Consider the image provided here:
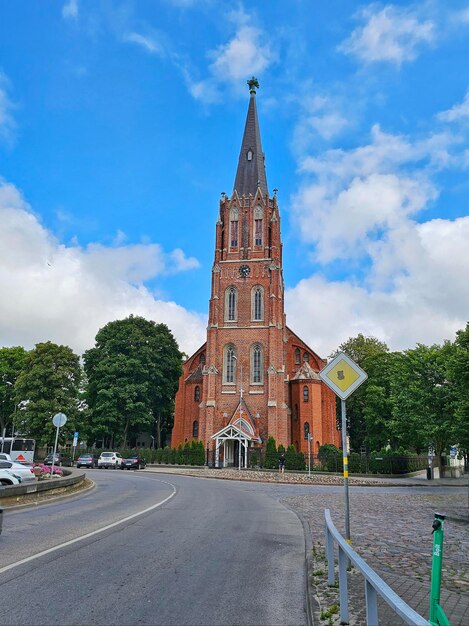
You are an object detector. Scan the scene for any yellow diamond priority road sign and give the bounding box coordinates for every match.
[319,352,368,400]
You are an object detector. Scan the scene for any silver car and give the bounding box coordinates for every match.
[0,468,22,485]
[0,460,36,483]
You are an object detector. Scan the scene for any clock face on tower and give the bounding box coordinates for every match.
[239,264,250,277]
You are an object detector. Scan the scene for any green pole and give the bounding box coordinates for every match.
[429,512,450,626]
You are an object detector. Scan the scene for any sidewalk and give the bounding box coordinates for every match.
[286,487,469,626]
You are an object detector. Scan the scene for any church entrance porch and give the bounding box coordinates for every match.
[211,424,252,468]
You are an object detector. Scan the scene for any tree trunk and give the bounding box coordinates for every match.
[157,414,161,449]
[122,417,129,450]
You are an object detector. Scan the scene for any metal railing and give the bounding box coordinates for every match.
[324,509,431,626]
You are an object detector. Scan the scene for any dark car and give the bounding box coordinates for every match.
[121,455,146,470]
[43,452,74,467]
[76,454,98,469]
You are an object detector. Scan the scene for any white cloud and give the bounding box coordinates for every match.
[62,0,78,20]
[285,212,469,356]
[123,32,163,55]
[0,73,15,142]
[340,5,434,65]
[209,26,273,82]
[0,181,206,356]
[293,172,435,264]
[188,23,276,104]
[292,124,450,263]
[438,88,469,123]
[286,108,469,354]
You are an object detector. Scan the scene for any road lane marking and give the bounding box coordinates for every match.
[0,480,177,576]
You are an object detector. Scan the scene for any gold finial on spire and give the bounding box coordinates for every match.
[247,76,259,94]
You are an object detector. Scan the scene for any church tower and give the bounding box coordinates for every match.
[172,79,338,466]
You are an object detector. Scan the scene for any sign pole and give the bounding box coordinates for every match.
[308,432,312,477]
[50,413,67,478]
[341,399,351,543]
[319,352,368,547]
[50,422,60,479]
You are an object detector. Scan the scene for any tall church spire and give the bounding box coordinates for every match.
[233,77,269,198]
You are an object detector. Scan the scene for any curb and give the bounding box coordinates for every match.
[282,499,317,626]
[1,478,96,511]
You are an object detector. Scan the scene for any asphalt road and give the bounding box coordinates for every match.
[0,471,310,626]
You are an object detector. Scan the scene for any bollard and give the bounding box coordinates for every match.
[429,513,450,626]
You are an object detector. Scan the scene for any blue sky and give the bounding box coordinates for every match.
[1,0,468,357]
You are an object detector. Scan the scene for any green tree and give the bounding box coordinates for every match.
[84,316,182,448]
[14,342,81,446]
[332,334,389,451]
[447,323,469,456]
[0,346,28,437]
[390,343,457,472]
[362,351,401,451]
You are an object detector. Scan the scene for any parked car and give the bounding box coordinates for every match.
[0,460,36,483]
[76,454,98,469]
[121,455,146,470]
[98,452,123,469]
[0,468,22,486]
[43,453,74,467]
[0,453,12,462]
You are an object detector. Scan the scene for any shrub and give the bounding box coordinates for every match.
[318,444,342,472]
[249,452,259,468]
[286,444,305,471]
[264,436,278,469]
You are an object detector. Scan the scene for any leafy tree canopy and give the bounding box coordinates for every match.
[84,315,182,448]
[333,334,389,451]
[14,342,81,446]
[0,346,28,436]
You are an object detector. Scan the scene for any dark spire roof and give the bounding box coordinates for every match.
[233,78,269,198]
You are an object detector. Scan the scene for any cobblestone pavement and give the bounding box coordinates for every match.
[286,489,469,626]
[146,466,468,625]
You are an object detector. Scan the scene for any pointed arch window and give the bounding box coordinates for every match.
[252,286,264,321]
[251,343,263,384]
[225,286,237,322]
[224,344,236,384]
[303,385,309,402]
[304,422,310,440]
[199,353,206,365]
[230,208,239,247]
[303,352,310,363]
[294,348,301,365]
[192,420,199,438]
[254,205,263,247]
[194,386,200,402]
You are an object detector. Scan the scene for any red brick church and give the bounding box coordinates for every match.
[172,79,338,466]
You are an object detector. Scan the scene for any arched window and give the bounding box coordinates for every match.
[194,386,200,402]
[252,286,264,321]
[224,344,236,384]
[294,348,301,365]
[230,208,239,247]
[304,422,310,440]
[251,343,263,384]
[192,420,199,438]
[225,287,237,321]
[303,385,309,402]
[254,205,263,246]
[303,352,309,363]
[199,353,206,365]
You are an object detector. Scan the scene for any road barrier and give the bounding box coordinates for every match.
[324,509,431,625]
[0,469,86,501]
